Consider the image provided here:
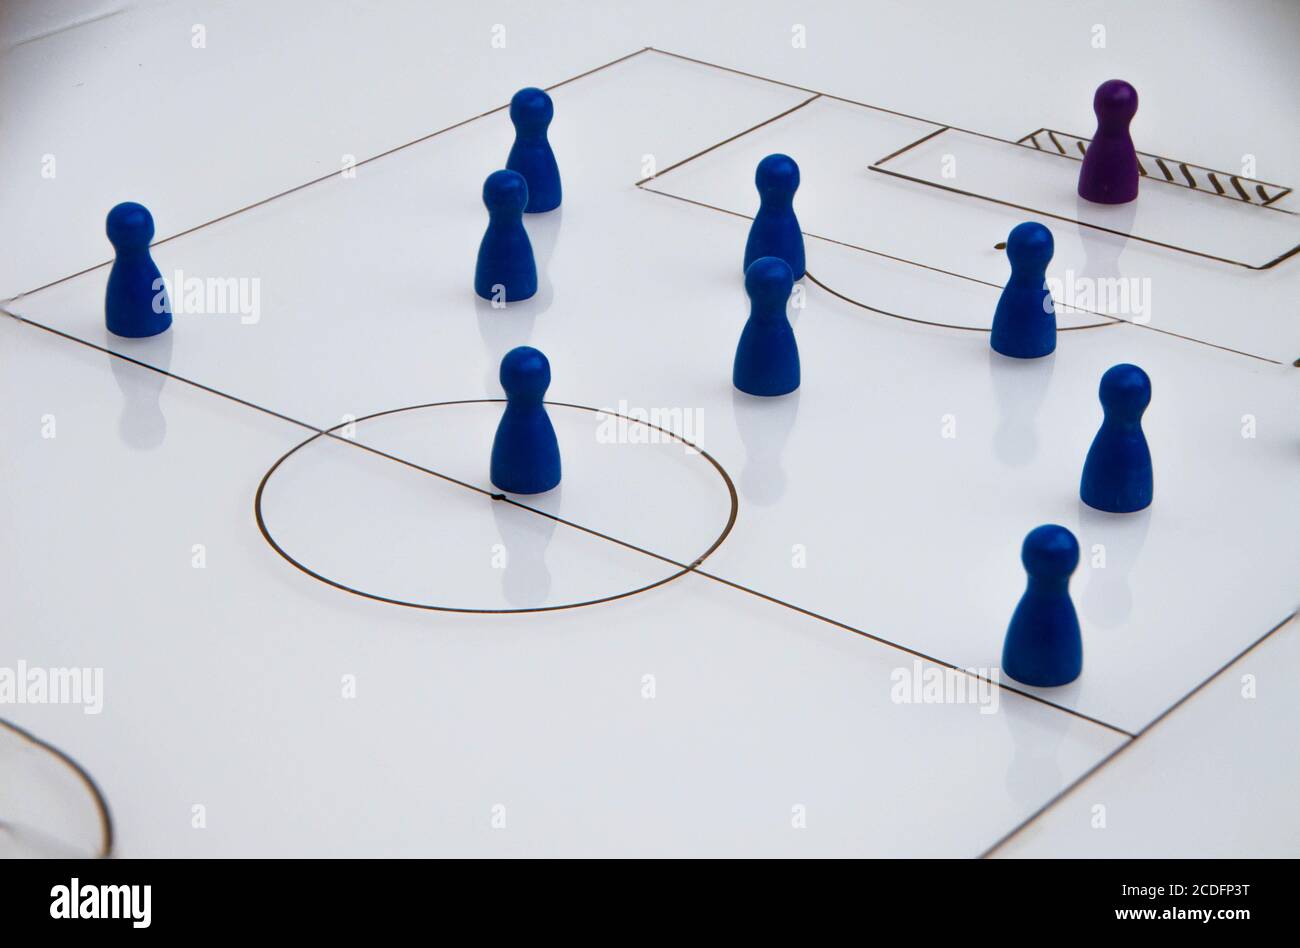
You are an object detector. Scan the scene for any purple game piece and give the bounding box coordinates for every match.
[1077,79,1139,205]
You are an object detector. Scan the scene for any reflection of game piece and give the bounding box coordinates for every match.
[743,154,805,280]
[733,257,799,397]
[475,170,538,302]
[490,346,561,494]
[990,222,1056,359]
[989,347,1054,468]
[491,500,557,608]
[506,87,562,213]
[1078,79,1139,205]
[109,333,172,450]
[1081,363,1153,512]
[732,386,799,505]
[1074,193,1136,310]
[1002,525,1083,687]
[105,202,171,338]
[1079,502,1151,629]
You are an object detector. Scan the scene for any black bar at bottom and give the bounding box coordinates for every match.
[0,858,1288,934]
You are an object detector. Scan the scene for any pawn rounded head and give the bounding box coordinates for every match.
[106,202,155,250]
[1093,79,1138,122]
[1098,362,1151,415]
[1006,221,1054,271]
[500,346,551,400]
[509,87,554,132]
[483,169,529,214]
[755,153,799,197]
[744,256,794,312]
[1021,524,1080,580]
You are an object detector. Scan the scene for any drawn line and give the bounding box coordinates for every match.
[977,611,1297,858]
[1,308,1130,738]
[1013,129,1292,207]
[7,43,1274,785]
[634,49,1297,271]
[3,46,654,307]
[0,716,113,858]
[637,185,1121,329]
[254,399,739,614]
[810,268,1282,364]
[646,47,1031,150]
[805,270,1118,334]
[872,125,949,167]
[6,6,124,50]
[636,94,821,186]
[1,41,1291,861]
[685,565,1135,738]
[868,164,1274,271]
[630,95,1286,355]
[638,185,1005,290]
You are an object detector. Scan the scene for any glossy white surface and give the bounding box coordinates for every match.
[11,52,812,428]
[647,95,1112,333]
[996,618,1300,858]
[879,127,1300,269]
[650,89,1300,362]
[0,723,106,857]
[0,317,1125,856]
[258,401,734,611]
[692,288,1300,735]
[11,52,1296,737]
[3,0,1297,858]
[7,0,1299,309]
[797,225,1112,333]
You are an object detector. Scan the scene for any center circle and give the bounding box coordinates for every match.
[255,400,738,613]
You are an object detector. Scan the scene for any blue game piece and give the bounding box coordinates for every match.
[1081,363,1153,512]
[733,256,799,397]
[743,154,805,280]
[490,346,561,494]
[474,170,538,302]
[105,202,171,338]
[990,222,1056,359]
[1001,524,1083,687]
[505,87,561,213]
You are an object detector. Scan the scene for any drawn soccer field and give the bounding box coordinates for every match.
[3,46,1297,858]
